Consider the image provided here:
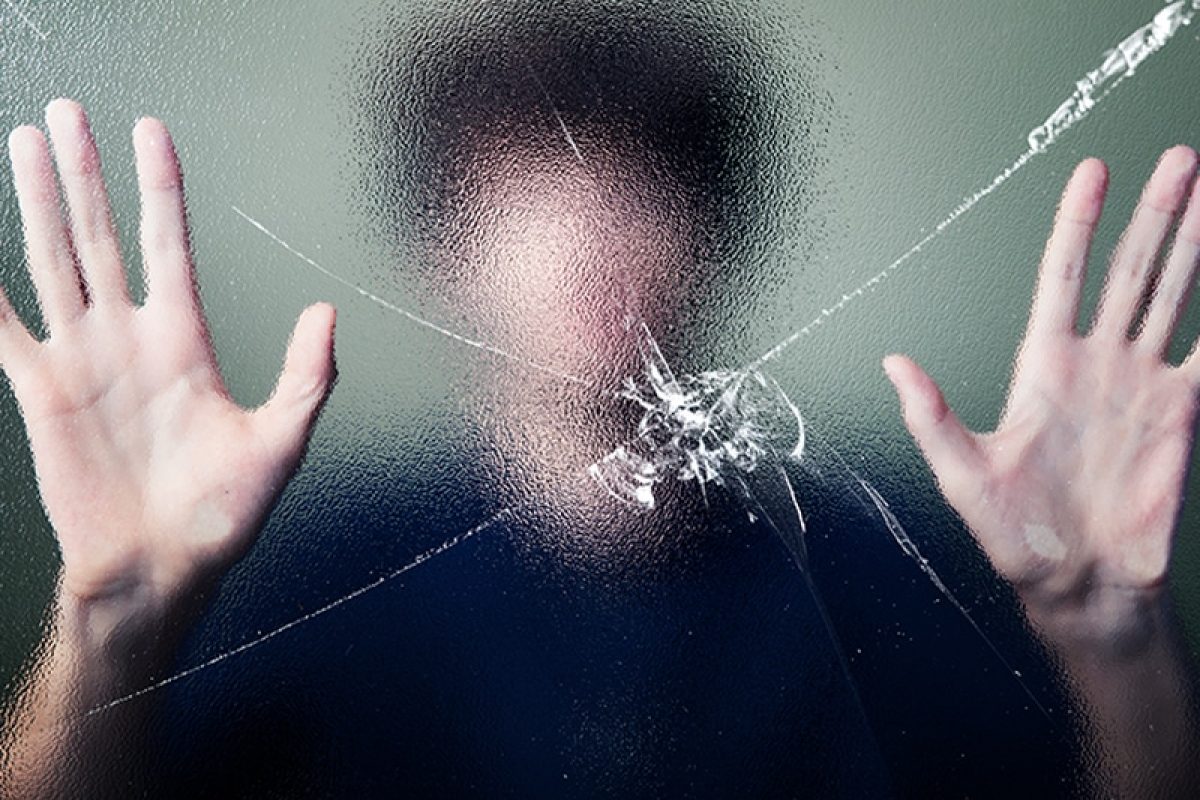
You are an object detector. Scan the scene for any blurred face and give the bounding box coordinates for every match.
[436,130,702,380]
[351,3,809,565]
[418,132,704,554]
[356,5,792,387]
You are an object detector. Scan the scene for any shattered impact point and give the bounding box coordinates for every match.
[590,324,805,509]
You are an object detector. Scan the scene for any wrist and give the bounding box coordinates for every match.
[1020,581,1172,657]
[54,578,190,682]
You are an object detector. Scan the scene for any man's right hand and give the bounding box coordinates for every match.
[3,99,336,640]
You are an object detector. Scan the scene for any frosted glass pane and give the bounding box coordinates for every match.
[2,2,1199,796]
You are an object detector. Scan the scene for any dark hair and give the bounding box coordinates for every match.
[347,0,833,352]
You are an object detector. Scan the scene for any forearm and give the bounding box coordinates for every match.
[1025,588,1200,799]
[1,588,176,799]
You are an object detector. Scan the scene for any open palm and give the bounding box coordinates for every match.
[887,147,1200,615]
[2,100,335,611]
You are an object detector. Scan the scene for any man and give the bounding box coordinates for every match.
[1,99,1198,797]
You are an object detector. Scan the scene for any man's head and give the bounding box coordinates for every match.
[350,0,829,378]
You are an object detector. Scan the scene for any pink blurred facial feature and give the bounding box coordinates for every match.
[441,129,701,379]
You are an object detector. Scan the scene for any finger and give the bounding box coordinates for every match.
[254,303,337,461]
[1026,158,1107,341]
[1177,182,1200,373]
[44,99,129,308]
[1093,146,1198,339]
[8,126,86,332]
[883,355,985,503]
[0,284,38,372]
[1140,163,1200,358]
[134,117,199,313]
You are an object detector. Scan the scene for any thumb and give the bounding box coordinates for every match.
[883,354,983,500]
[255,302,337,460]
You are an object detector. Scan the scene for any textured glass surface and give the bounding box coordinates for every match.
[2,1,1200,797]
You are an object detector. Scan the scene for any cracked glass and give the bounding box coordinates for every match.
[3,1,1200,797]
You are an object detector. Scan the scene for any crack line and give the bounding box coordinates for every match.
[2,0,47,39]
[85,508,514,717]
[232,206,595,388]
